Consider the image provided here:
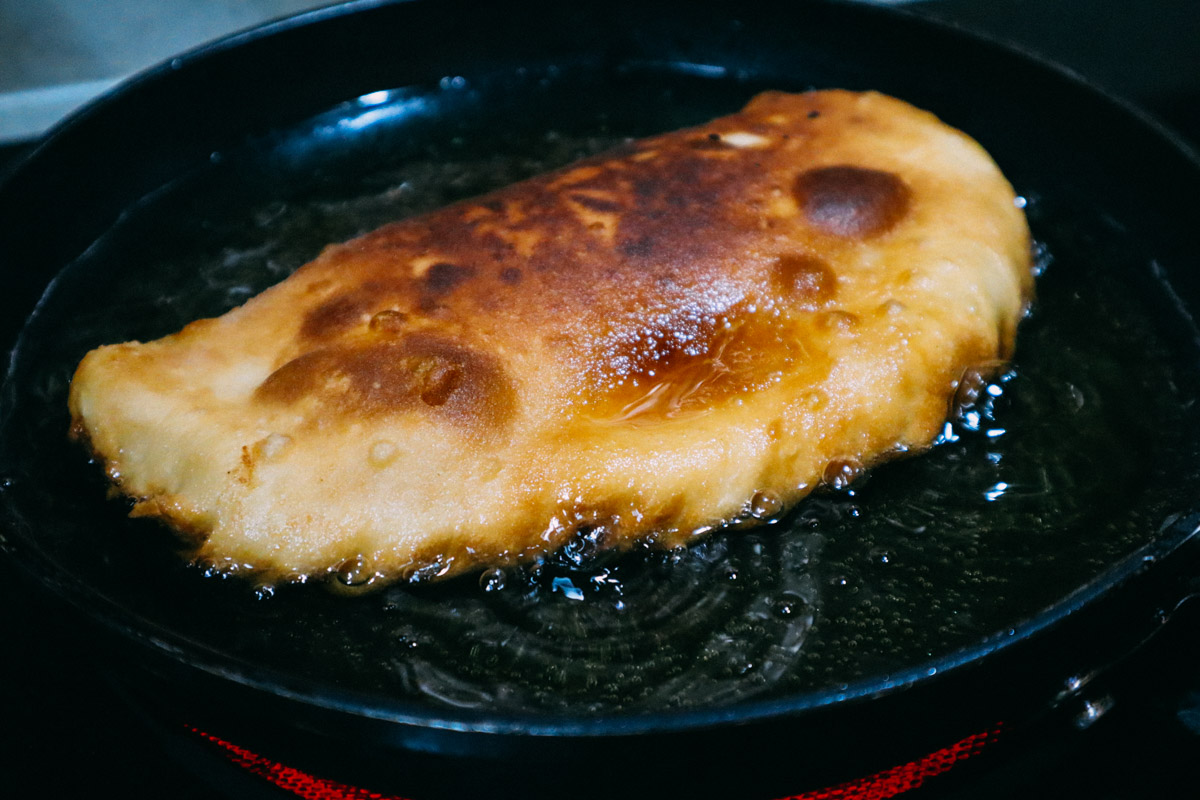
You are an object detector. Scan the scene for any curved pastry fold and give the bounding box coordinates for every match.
[69,90,1033,584]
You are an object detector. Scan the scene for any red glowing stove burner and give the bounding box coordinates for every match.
[190,727,411,800]
[191,722,1003,800]
[781,724,1003,800]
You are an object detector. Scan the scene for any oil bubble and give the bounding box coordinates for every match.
[368,309,408,333]
[479,567,507,593]
[823,458,863,491]
[749,490,784,520]
[336,556,373,586]
[557,525,611,568]
[952,362,1005,425]
[868,546,893,566]
[773,593,808,618]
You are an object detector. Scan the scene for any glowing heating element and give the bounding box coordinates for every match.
[190,727,412,800]
[780,723,1004,800]
[191,722,1004,800]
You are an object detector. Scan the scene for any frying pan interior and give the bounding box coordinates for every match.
[2,0,1200,752]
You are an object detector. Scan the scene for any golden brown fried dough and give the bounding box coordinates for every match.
[69,90,1032,584]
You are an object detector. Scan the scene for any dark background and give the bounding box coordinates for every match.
[2,1,1198,797]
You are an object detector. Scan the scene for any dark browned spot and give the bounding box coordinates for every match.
[499,267,522,284]
[618,235,656,259]
[415,360,463,407]
[773,253,837,308]
[572,194,623,213]
[690,133,731,151]
[423,262,476,295]
[794,165,911,238]
[254,334,515,432]
[368,309,408,333]
[302,293,370,340]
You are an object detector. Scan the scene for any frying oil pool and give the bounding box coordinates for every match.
[12,78,1200,714]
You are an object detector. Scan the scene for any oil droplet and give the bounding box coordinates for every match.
[1075,695,1115,729]
[823,458,863,491]
[336,556,372,586]
[479,567,507,592]
[558,525,610,567]
[670,544,692,563]
[368,440,398,467]
[404,558,453,582]
[773,593,807,618]
[369,309,408,333]
[749,490,784,520]
[952,361,1005,423]
[1032,240,1053,277]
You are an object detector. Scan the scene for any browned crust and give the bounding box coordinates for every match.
[67,89,1033,586]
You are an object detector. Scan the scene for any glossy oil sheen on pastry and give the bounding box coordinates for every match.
[68,90,1034,585]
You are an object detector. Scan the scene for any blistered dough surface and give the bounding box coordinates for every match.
[69,90,1032,584]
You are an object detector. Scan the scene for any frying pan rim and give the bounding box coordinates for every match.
[3,0,1200,741]
[9,512,1194,740]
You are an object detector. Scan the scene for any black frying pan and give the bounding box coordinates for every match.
[3,1,1200,797]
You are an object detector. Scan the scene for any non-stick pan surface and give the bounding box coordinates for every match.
[3,0,1200,796]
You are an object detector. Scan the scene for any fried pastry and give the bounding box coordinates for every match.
[69,90,1033,584]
